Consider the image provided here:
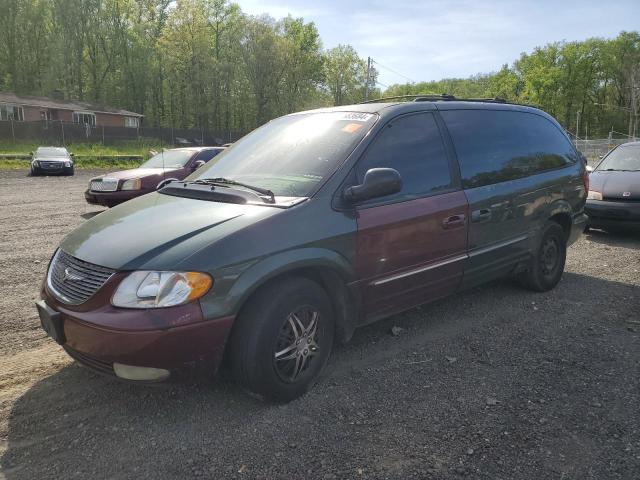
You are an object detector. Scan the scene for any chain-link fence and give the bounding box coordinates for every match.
[0,120,246,146]
[574,138,637,166]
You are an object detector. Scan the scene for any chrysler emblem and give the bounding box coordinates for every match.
[63,267,84,282]
[622,191,631,197]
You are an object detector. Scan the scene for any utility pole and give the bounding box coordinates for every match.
[575,110,581,145]
[364,56,371,102]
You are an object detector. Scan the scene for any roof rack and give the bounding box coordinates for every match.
[360,93,508,104]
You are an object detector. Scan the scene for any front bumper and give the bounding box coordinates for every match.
[84,189,145,207]
[585,199,640,230]
[35,162,71,174]
[39,283,235,382]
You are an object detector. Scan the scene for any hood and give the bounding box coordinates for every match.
[96,168,179,181]
[589,170,640,201]
[60,192,281,270]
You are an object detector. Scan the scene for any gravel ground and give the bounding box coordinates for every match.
[0,169,639,480]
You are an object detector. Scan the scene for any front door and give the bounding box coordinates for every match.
[353,112,469,321]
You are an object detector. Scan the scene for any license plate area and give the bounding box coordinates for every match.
[36,300,66,345]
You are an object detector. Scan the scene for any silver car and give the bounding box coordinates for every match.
[31,147,74,176]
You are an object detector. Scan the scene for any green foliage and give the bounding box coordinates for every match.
[0,0,352,134]
[383,32,640,138]
[0,0,638,139]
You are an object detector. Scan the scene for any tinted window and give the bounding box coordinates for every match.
[356,113,452,201]
[442,110,577,189]
[194,149,222,162]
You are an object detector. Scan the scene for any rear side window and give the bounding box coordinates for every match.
[441,110,577,189]
[356,113,452,202]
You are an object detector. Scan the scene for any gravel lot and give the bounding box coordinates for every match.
[0,169,639,480]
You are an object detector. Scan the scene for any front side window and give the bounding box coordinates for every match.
[597,144,640,171]
[194,149,223,162]
[355,113,452,202]
[442,110,578,189]
[141,150,195,168]
[0,103,24,121]
[192,112,378,197]
[73,112,96,126]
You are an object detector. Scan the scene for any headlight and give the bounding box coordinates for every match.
[64,161,71,167]
[33,160,39,167]
[121,178,142,190]
[112,271,212,308]
[587,190,602,200]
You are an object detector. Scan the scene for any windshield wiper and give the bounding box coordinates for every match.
[192,177,275,203]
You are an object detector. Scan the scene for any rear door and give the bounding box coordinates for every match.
[439,108,578,287]
[353,112,469,320]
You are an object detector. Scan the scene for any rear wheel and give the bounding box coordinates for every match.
[228,277,334,402]
[519,222,566,292]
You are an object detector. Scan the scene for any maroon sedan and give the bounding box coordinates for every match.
[85,147,225,207]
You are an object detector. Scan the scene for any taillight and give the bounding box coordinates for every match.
[582,167,589,194]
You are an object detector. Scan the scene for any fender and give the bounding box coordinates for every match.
[201,247,360,343]
[547,198,572,218]
[227,247,355,315]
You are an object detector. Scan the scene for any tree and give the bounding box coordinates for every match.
[324,44,367,105]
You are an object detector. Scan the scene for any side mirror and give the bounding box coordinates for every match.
[586,165,594,173]
[343,168,402,203]
[29,151,34,156]
[192,160,206,170]
[69,152,74,157]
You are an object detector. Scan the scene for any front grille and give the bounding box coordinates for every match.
[40,161,64,169]
[90,178,118,192]
[47,249,115,305]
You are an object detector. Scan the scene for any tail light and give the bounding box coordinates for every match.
[582,166,589,194]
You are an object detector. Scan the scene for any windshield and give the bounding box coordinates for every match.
[597,144,640,171]
[37,147,68,157]
[141,150,195,168]
[190,111,378,197]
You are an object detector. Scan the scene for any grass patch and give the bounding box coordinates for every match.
[0,139,162,157]
[0,158,143,170]
[0,140,157,169]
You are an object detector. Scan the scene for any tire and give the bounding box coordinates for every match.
[519,222,567,292]
[228,277,335,402]
[66,167,75,176]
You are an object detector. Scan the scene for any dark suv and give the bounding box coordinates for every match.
[37,97,588,401]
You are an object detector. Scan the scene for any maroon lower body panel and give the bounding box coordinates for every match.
[62,313,235,373]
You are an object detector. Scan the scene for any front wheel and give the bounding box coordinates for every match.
[228,277,335,402]
[519,222,567,292]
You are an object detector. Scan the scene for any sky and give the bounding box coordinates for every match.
[235,0,640,88]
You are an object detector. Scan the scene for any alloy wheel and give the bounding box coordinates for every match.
[273,306,320,382]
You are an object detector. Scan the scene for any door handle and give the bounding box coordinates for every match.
[442,213,466,229]
[471,208,492,223]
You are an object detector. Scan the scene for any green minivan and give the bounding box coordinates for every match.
[37,97,588,401]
